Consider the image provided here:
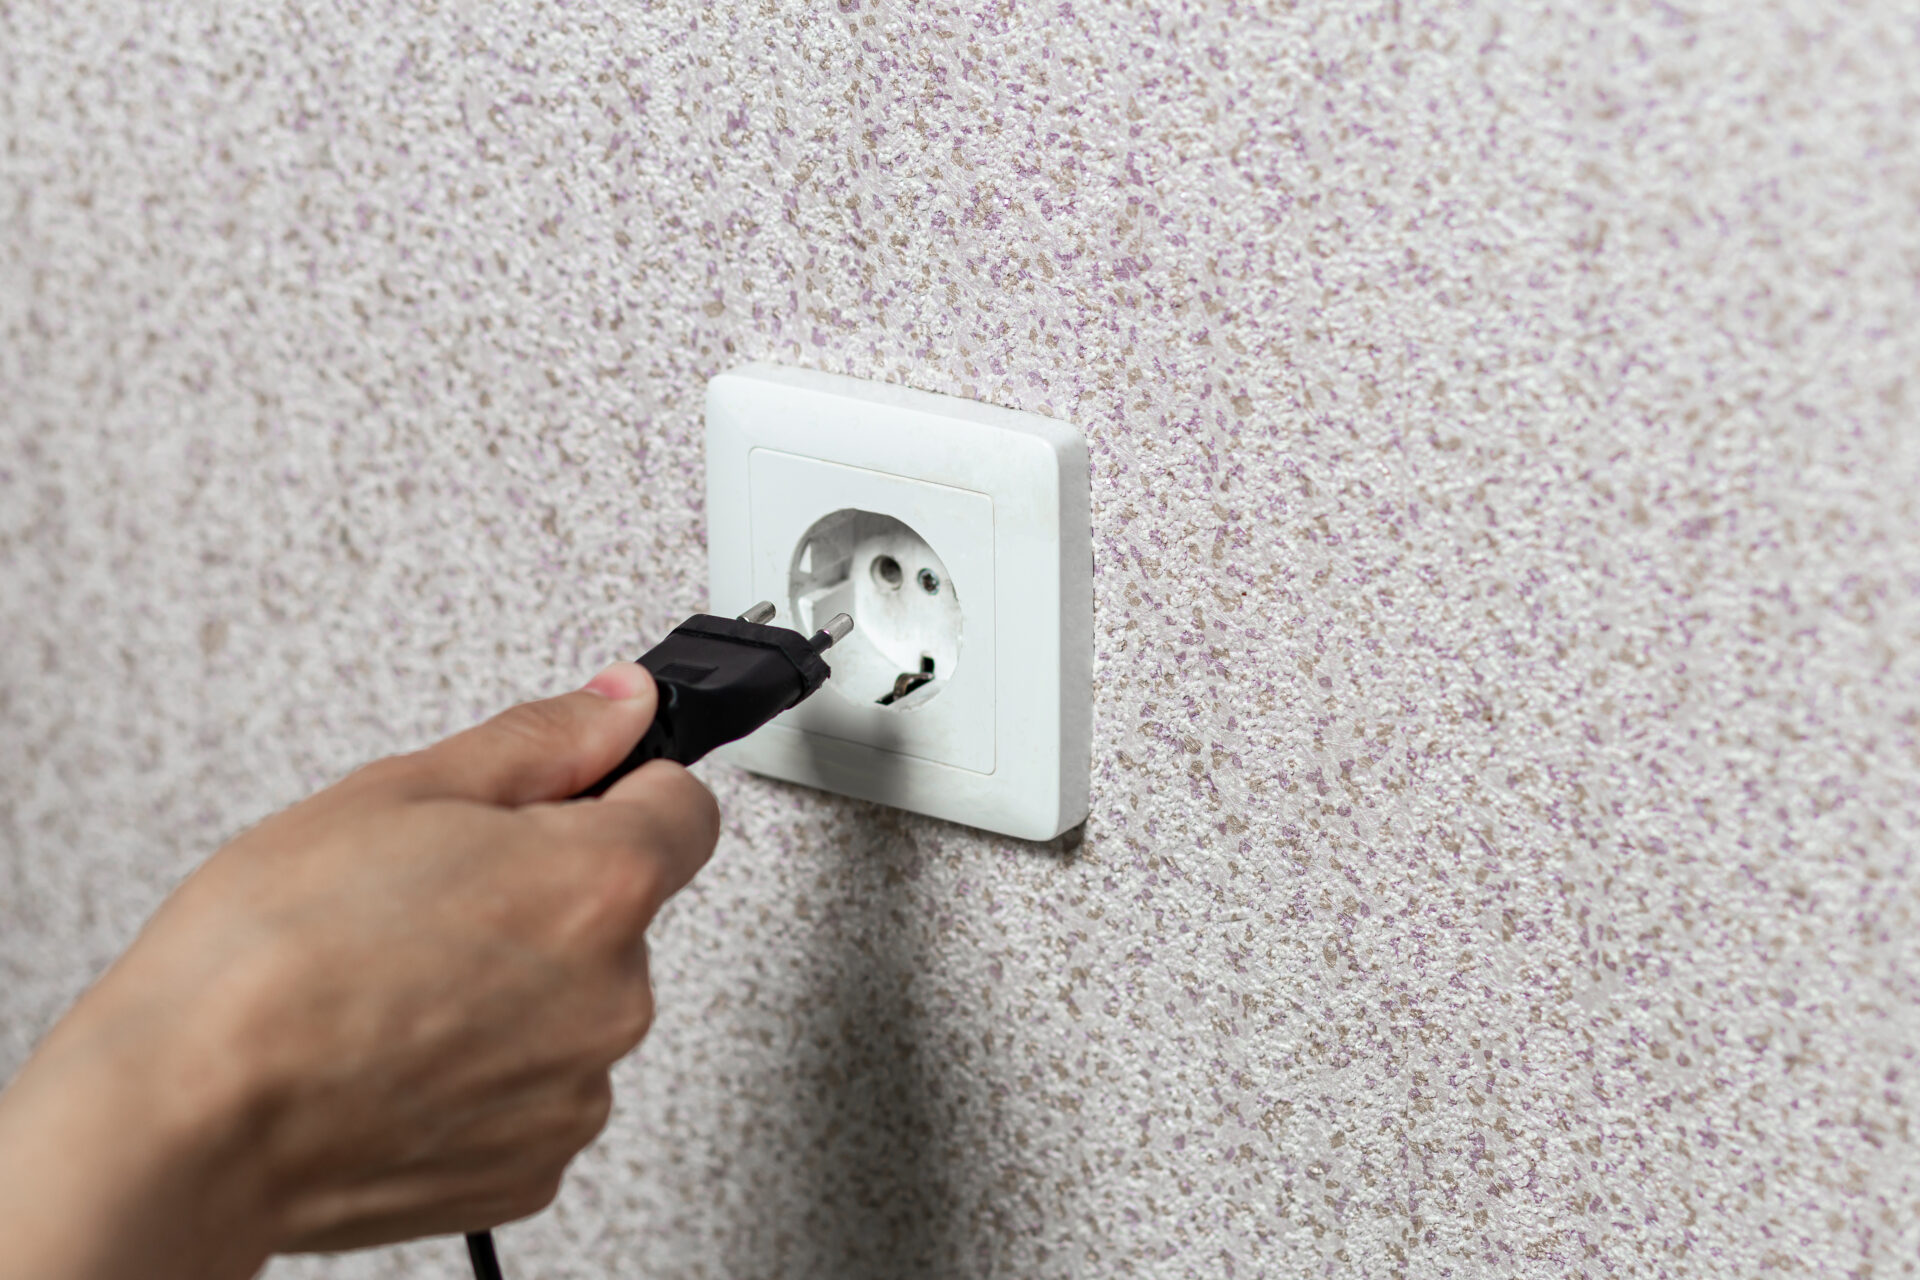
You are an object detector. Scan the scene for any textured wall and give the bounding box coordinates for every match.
[4,1,1918,1276]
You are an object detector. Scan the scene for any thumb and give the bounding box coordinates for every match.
[402,662,659,806]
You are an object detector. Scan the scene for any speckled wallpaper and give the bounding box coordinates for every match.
[4,1,1918,1276]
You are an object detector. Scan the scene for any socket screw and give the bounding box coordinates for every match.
[917,569,941,594]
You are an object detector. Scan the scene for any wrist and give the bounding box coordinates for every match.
[0,972,282,1280]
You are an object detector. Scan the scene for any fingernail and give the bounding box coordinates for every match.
[581,662,649,700]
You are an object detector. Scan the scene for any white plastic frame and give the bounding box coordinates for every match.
[705,363,1091,841]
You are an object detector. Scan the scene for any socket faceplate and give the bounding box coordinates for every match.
[705,363,1091,841]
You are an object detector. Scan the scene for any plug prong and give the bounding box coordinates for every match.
[737,601,777,625]
[811,612,854,651]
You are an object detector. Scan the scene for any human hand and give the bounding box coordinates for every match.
[0,663,719,1280]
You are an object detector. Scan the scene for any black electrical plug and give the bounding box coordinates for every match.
[463,600,852,1280]
[573,603,855,795]
[573,600,853,794]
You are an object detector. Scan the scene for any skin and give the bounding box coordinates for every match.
[0,662,719,1280]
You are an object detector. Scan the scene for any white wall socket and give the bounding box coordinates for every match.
[704,363,1091,841]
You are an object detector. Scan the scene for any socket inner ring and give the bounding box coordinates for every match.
[789,509,961,710]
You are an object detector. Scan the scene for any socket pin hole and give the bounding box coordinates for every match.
[871,554,903,589]
[918,568,940,594]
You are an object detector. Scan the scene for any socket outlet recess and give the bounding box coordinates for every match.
[704,363,1091,841]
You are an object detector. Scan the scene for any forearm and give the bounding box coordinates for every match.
[0,989,278,1280]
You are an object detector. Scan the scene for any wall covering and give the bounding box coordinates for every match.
[4,1,1917,1276]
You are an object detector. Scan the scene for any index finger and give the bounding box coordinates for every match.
[564,760,721,932]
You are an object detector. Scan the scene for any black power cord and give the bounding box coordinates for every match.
[464,1230,505,1280]
[463,602,851,1279]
